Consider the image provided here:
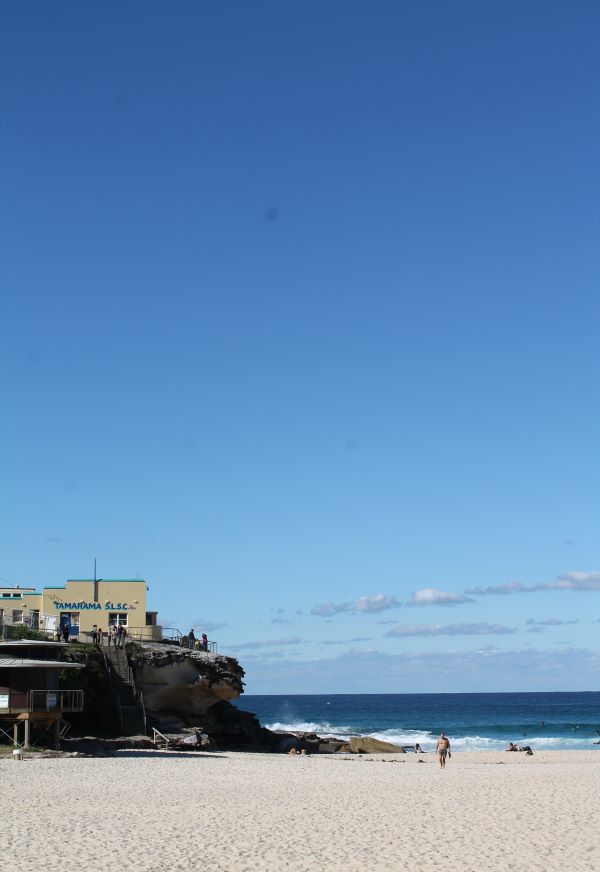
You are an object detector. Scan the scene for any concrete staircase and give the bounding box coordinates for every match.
[104,645,146,736]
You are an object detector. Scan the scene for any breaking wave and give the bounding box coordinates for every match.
[264,720,598,751]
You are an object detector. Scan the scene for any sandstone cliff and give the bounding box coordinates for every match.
[127,643,270,748]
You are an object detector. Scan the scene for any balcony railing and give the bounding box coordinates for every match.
[0,689,84,713]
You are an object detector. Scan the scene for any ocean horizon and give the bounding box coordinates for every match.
[234,691,600,752]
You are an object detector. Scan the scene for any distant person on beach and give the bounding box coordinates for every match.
[436,732,450,768]
[97,627,103,646]
[415,744,422,753]
[201,633,208,652]
[189,629,196,650]
[507,743,519,752]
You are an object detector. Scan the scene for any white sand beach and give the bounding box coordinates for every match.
[1,750,598,872]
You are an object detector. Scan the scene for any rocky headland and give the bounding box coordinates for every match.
[63,641,406,755]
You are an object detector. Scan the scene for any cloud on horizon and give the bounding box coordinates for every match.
[385,622,515,638]
[310,594,401,617]
[409,588,474,606]
[243,646,600,694]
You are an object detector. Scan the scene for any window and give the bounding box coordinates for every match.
[12,609,23,623]
[109,612,128,627]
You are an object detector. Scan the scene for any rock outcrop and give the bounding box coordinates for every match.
[127,643,272,749]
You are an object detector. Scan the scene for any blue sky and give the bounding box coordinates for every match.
[2,2,600,694]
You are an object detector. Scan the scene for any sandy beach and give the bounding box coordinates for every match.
[1,750,598,872]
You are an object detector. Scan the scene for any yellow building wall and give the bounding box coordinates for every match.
[0,590,43,624]
[1,580,162,641]
[43,580,148,633]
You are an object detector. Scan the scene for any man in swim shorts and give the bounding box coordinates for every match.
[436,732,451,768]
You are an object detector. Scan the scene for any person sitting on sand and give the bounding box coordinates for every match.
[436,732,450,768]
[507,742,519,752]
[415,743,422,753]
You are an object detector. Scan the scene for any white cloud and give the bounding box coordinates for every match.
[310,601,352,617]
[311,594,401,617]
[466,571,600,596]
[465,581,527,595]
[385,622,515,638]
[322,637,373,646]
[229,636,303,651]
[526,618,579,627]
[191,620,227,633]
[354,594,402,613]
[534,572,600,592]
[409,588,473,606]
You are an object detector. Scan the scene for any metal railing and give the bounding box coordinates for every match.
[152,727,170,750]
[102,649,123,732]
[158,627,182,644]
[0,689,84,713]
[181,635,217,654]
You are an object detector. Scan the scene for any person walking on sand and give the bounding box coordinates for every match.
[436,732,451,768]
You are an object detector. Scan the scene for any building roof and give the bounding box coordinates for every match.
[0,658,84,669]
[0,593,43,598]
[0,587,37,592]
[44,579,147,589]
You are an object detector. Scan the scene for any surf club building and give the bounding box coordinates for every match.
[0,579,161,642]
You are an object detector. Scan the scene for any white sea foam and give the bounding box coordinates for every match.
[264,721,598,751]
[266,721,356,737]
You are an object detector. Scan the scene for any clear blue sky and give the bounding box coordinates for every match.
[2,2,599,693]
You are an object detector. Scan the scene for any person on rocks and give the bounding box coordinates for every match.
[189,628,196,650]
[201,633,208,652]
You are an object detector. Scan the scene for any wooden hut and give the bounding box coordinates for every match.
[0,639,84,749]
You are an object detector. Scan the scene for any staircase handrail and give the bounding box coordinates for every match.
[102,649,123,733]
[139,690,147,735]
[123,649,148,736]
[152,727,169,750]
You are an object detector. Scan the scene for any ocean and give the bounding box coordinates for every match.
[233,692,600,751]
